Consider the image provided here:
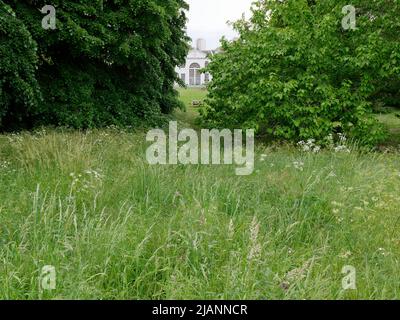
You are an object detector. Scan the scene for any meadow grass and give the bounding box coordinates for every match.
[177,87,208,109]
[174,88,207,128]
[0,90,400,300]
[376,112,400,147]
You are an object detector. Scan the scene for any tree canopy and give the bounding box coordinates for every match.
[0,0,189,130]
[201,0,400,146]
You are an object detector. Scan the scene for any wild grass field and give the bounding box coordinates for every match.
[0,89,400,300]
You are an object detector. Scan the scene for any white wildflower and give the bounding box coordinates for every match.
[377,248,390,256]
[338,133,347,143]
[313,145,321,153]
[260,154,267,162]
[298,139,320,153]
[293,161,304,171]
[334,145,350,153]
[85,169,103,180]
[0,160,11,170]
[339,251,352,259]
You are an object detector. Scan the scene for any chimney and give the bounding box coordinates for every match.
[196,38,206,51]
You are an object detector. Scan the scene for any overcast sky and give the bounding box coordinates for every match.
[185,0,254,49]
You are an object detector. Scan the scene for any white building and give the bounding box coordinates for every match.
[176,39,219,87]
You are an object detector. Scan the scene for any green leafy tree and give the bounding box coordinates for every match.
[1,0,189,129]
[202,0,398,146]
[0,2,41,129]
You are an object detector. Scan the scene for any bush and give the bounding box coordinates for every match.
[0,0,189,130]
[201,0,399,146]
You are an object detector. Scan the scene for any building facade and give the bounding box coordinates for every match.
[176,39,217,87]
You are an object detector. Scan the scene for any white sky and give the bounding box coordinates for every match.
[185,0,254,49]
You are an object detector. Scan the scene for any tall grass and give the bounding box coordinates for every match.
[0,128,400,299]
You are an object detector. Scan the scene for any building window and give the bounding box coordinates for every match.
[189,63,201,86]
[204,61,210,83]
[181,73,186,83]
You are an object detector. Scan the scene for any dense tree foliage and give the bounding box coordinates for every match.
[0,0,189,130]
[201,0,400,146]
[0,2,41,129]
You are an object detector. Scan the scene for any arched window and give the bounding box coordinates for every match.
[189,63,201,86]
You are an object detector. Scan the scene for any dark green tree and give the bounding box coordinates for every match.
[0,2,41,129]
[1,0,189,129]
